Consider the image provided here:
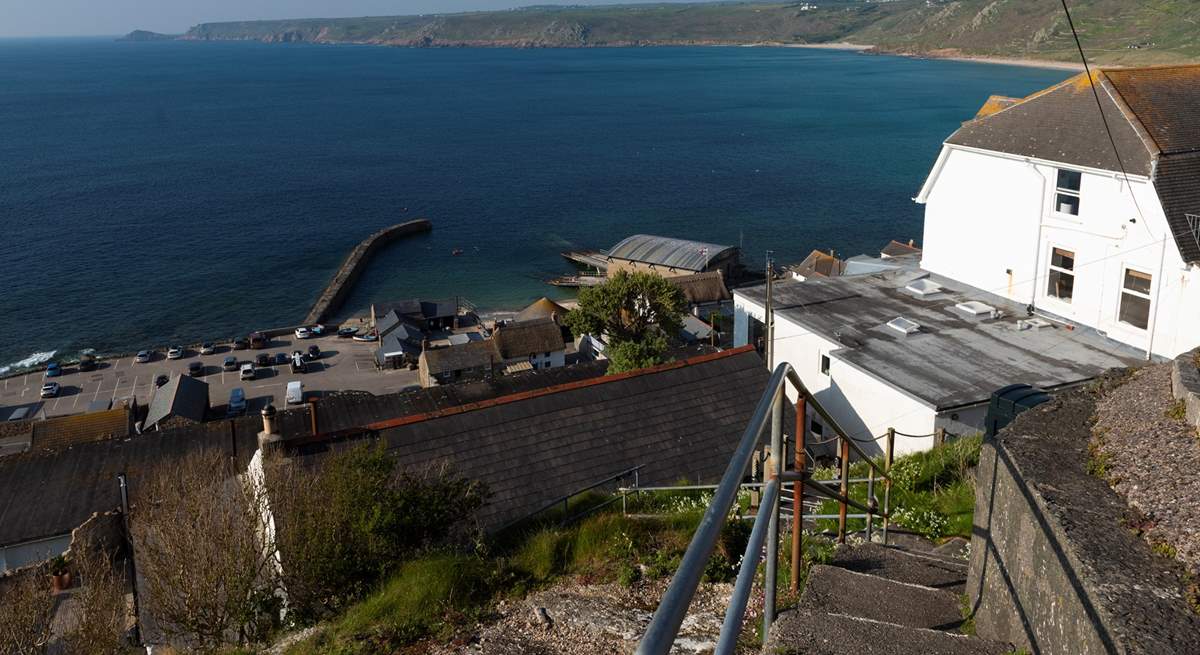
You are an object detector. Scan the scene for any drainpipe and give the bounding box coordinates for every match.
[1145,237,1168,360]
[116,473,142,646]
[1028,160,1049,309]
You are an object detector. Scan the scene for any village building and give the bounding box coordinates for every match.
[515,296,569,323]
[786,250,845,281]
[143,374,209,429]
[734,65,1200,453]
[603,234,740,280]
[493,317,567,373]
[418,338,501,387]
[381,298,463,332]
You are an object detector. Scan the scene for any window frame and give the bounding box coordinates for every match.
[1053,168,1082,218]
[1117,266,1153,330]
[819,354,831,376]
[1045,245,1077,304]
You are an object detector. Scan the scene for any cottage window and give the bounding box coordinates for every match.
[820,354,830,375]
[1055,169,1082,216]
[1118,268,1152,329]
[810,421,823,436]
[1047,247,1075,302]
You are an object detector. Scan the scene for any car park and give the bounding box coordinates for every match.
[240,363,256,381]
[305,345,320,361]
[337,327,358,338]
[352,333,377,342]
[78,354,97,371]
[286,380,304,405]
[200,342,216,355]
[155,374,170,387]
[45,362,61,377]
[232,337,250,351]
[187,361,204,377]
[256,353,270,367]
[40,382,60,398]
[294,327,312,340]
[273,352,289,366]
[136,350,153,363]
[222,356,239,372]
[226,388,247,417]
[167,346,184,360]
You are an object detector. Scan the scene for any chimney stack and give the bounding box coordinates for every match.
[258,404,282,452]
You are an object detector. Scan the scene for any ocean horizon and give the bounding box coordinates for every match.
[0,38,1068,371]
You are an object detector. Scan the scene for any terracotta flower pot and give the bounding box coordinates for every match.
[50,572,71,593]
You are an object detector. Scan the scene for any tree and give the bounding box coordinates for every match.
[130,450,280,652]
[0,569,54,655]
[62,547,136,655]
[564,270,686,373]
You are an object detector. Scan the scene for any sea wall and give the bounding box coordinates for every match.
[303,219,432,326]
[967,382,1200,654]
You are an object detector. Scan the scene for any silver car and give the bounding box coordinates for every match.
[167,346,184,360]
[135,350,153,363]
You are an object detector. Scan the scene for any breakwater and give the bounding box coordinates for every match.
[304,219,433,326]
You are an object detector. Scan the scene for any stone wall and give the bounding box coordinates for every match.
[1170,347,1200,430]
[967,382,1200,654]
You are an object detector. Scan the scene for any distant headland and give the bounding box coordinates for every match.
[121,1,1198,67]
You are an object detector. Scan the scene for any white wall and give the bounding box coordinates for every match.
[734,293,937,457]
[920,145,1200,358]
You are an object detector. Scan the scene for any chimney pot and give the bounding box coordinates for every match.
[258,404,281,451]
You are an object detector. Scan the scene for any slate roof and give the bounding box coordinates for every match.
[144,375,209,428]
[608,234,737,271]
[739,271,1142,411]
[303,347,773,529]
[670,270,732,304]
[943,65,1200,264]
[494,318,565,360]
[421,339,501,375]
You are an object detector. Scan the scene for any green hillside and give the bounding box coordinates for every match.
[162,1,1200,65]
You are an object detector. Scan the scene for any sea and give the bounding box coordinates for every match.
[0,38,1069,371]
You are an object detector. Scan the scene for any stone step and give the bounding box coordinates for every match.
[799,565,966,631]
[765,608,1011,655]
[829,543,967,594]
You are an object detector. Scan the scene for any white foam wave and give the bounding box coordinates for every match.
[0,350,57,376]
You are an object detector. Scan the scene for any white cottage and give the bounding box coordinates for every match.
[734,64,1200,453]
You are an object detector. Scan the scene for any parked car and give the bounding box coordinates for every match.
[294,327,313,340]
[187,361,204,377]
[40,382,60,398]
[240,363,256,381]
[352,333,378,342]
[249,332,269,349]
[222,356,239,372]
[286,380,304,405]
[78,354,97,372]
[305,345,321,361]
[255,353,270,367]
[227,388,247,417]
[232,337,250,351]
[154,374,170,387]
[290,351,306,374]
[273,352,289,366]
[337,327,358,338]
[135,350,153,363]
[167,346,184,360]
[45,362,61,377]
[200,342,216,355]
[310,324,326,336]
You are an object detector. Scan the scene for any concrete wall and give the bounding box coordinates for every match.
[968,390,1200,654]
[920,145,1199,358]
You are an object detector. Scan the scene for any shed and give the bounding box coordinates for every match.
[144,375,209,428]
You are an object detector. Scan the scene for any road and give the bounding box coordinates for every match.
[0,331,419,420]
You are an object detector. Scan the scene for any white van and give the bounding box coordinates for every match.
[285,380,304,405]
[240,363,256,381]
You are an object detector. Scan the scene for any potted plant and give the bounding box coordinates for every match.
[49,554,71,593]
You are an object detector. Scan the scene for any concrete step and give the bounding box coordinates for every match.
[799,565,966,631]
[765,608,1011,655]
[829,543,967,594]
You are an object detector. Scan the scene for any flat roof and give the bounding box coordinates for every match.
[739,269,1143,409]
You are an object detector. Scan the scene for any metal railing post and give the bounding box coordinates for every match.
[837,436,850,544]
[883,428,895,545]
[763,386,783,638]
[790,393,806,594]
[866,468,875,542]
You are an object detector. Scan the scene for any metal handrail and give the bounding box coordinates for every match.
[498,465,644,532]
[635,362,900,655]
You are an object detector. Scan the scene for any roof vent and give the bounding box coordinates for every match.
[905,279,943,298]
[887,317,921,336]
[955,301,998,317]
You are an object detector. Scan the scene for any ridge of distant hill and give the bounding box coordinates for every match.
[126,1,1200,65]
[117,29,178,42]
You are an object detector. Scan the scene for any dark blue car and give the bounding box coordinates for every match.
[45,362,61,377]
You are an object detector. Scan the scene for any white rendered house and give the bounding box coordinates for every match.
[734,65,1200,453]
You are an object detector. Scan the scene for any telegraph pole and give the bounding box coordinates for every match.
[764,251,774,370]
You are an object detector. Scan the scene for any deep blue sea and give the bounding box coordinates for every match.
[0,38,1068,370]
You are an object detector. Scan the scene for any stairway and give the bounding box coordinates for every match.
[765,540,1011,655]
